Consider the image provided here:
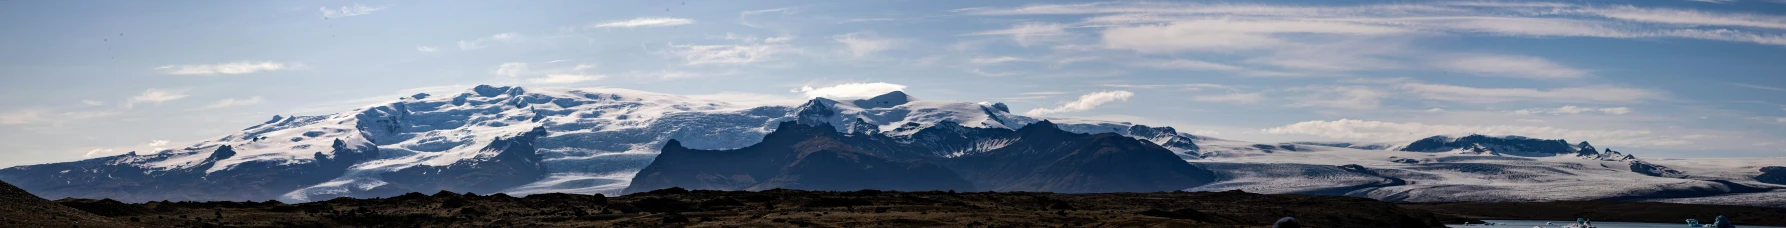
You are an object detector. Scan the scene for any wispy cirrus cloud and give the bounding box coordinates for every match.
[320,3,389,18]
[1433,54,1589,79]
[155,61,297,75]
[1393,81,1662,104]
[1731,83,1786,91]
[833,32,899,58]
[970,56,1026,65]
[965,22,1072,46]
[1287,86,1386,109]
[1026,91,1134,116]
[125,89,189,108]
[667,43,790,65]
[1102,83,1233,91]
[1514,106,1634,115]
[1131,59,1243,71]
[458,33,520,50]
[1192,93,1264,104]
[200,96,264,109]
[0,110,45,125]
[590,17,695,28]
[961,1,1786,49]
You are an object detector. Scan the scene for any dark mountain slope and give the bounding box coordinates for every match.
[947,120,1215,193]
[624,122,973,193]
[625,120,1215,194]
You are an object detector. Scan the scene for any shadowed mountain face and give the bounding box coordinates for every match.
[1759,166,1786,185]
[624,120,1215,194]
[627,122,974,193]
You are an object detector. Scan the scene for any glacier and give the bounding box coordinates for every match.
[1,85,1781,208]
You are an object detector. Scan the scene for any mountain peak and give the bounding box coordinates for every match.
[470,85,525,97]
[1018,120,1062,134]
[850,90,914,109]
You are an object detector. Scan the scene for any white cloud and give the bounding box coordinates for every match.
[833,32,898,57]
[1133,59,1244,71]
[146,140,170,147]
[967,22,1071,46]
[529,74,605,84]
[970,56,1025,65]
[1434,54,1588,79]
[1192,93,1264,104]
[1394,81,1662,104]
[81,100,105,106]
[126,89,189,107]
[795,82,907,99]
[1026,91,1135,116]
[320,3,388,18]
[1514,106,1633,115]
[201,96,264,109]
[1778,117,1786,123]
[1425,108,1446,113]
[668,43,788,65]
[155,61,295,75]
[590,17,695,28]
[459,33,521,50]
[495,62,528,77]
[1261,119,1684,147]
[83,148,114,158]
[416,45,438,52]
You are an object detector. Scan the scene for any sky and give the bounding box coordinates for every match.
[2,0,1785,168]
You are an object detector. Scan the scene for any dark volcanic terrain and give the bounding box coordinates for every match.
[46,187,1457,228]
[1404,201,1786,226]
[19,178,1786,227]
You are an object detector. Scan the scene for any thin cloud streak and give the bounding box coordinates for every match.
[320,3,389,18]
[590,17,695,28]
[156,61,295,75]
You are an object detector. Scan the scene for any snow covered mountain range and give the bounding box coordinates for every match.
[1,85,1782,207]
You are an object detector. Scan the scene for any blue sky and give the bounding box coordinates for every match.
[3,0,1785,167]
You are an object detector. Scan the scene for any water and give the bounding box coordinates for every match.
[1452,220,1786,228]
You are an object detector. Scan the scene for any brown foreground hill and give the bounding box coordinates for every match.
[47,187,1458,228]
[0,179,128,227]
